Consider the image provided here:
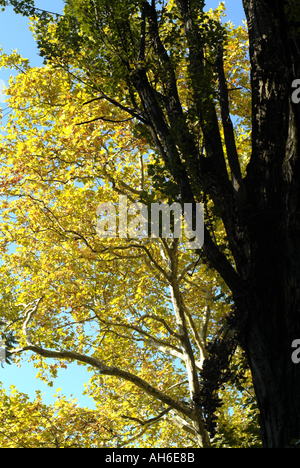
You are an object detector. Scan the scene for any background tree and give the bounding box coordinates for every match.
[2,0,297,448]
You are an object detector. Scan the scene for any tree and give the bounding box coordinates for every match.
[0,12,261,447]
[1,0,297,448]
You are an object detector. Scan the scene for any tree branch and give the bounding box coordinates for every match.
[76,115,134,126]
[149,340,203,371]
[199,286,212,357]
[170,411,197,437]
[13,300,192,418]
[138,313,180,339]
[216,44,247,205]
[91,312,182,351]
[13,342,192,417]
[175,0,229,179]
[121,407,172,427]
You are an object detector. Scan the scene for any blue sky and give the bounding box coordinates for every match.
[0,0,246,409]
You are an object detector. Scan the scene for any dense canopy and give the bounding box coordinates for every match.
[1,0,299,448]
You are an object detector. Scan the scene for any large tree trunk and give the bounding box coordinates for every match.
[233,0,300,447]
[245,303,300,447]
